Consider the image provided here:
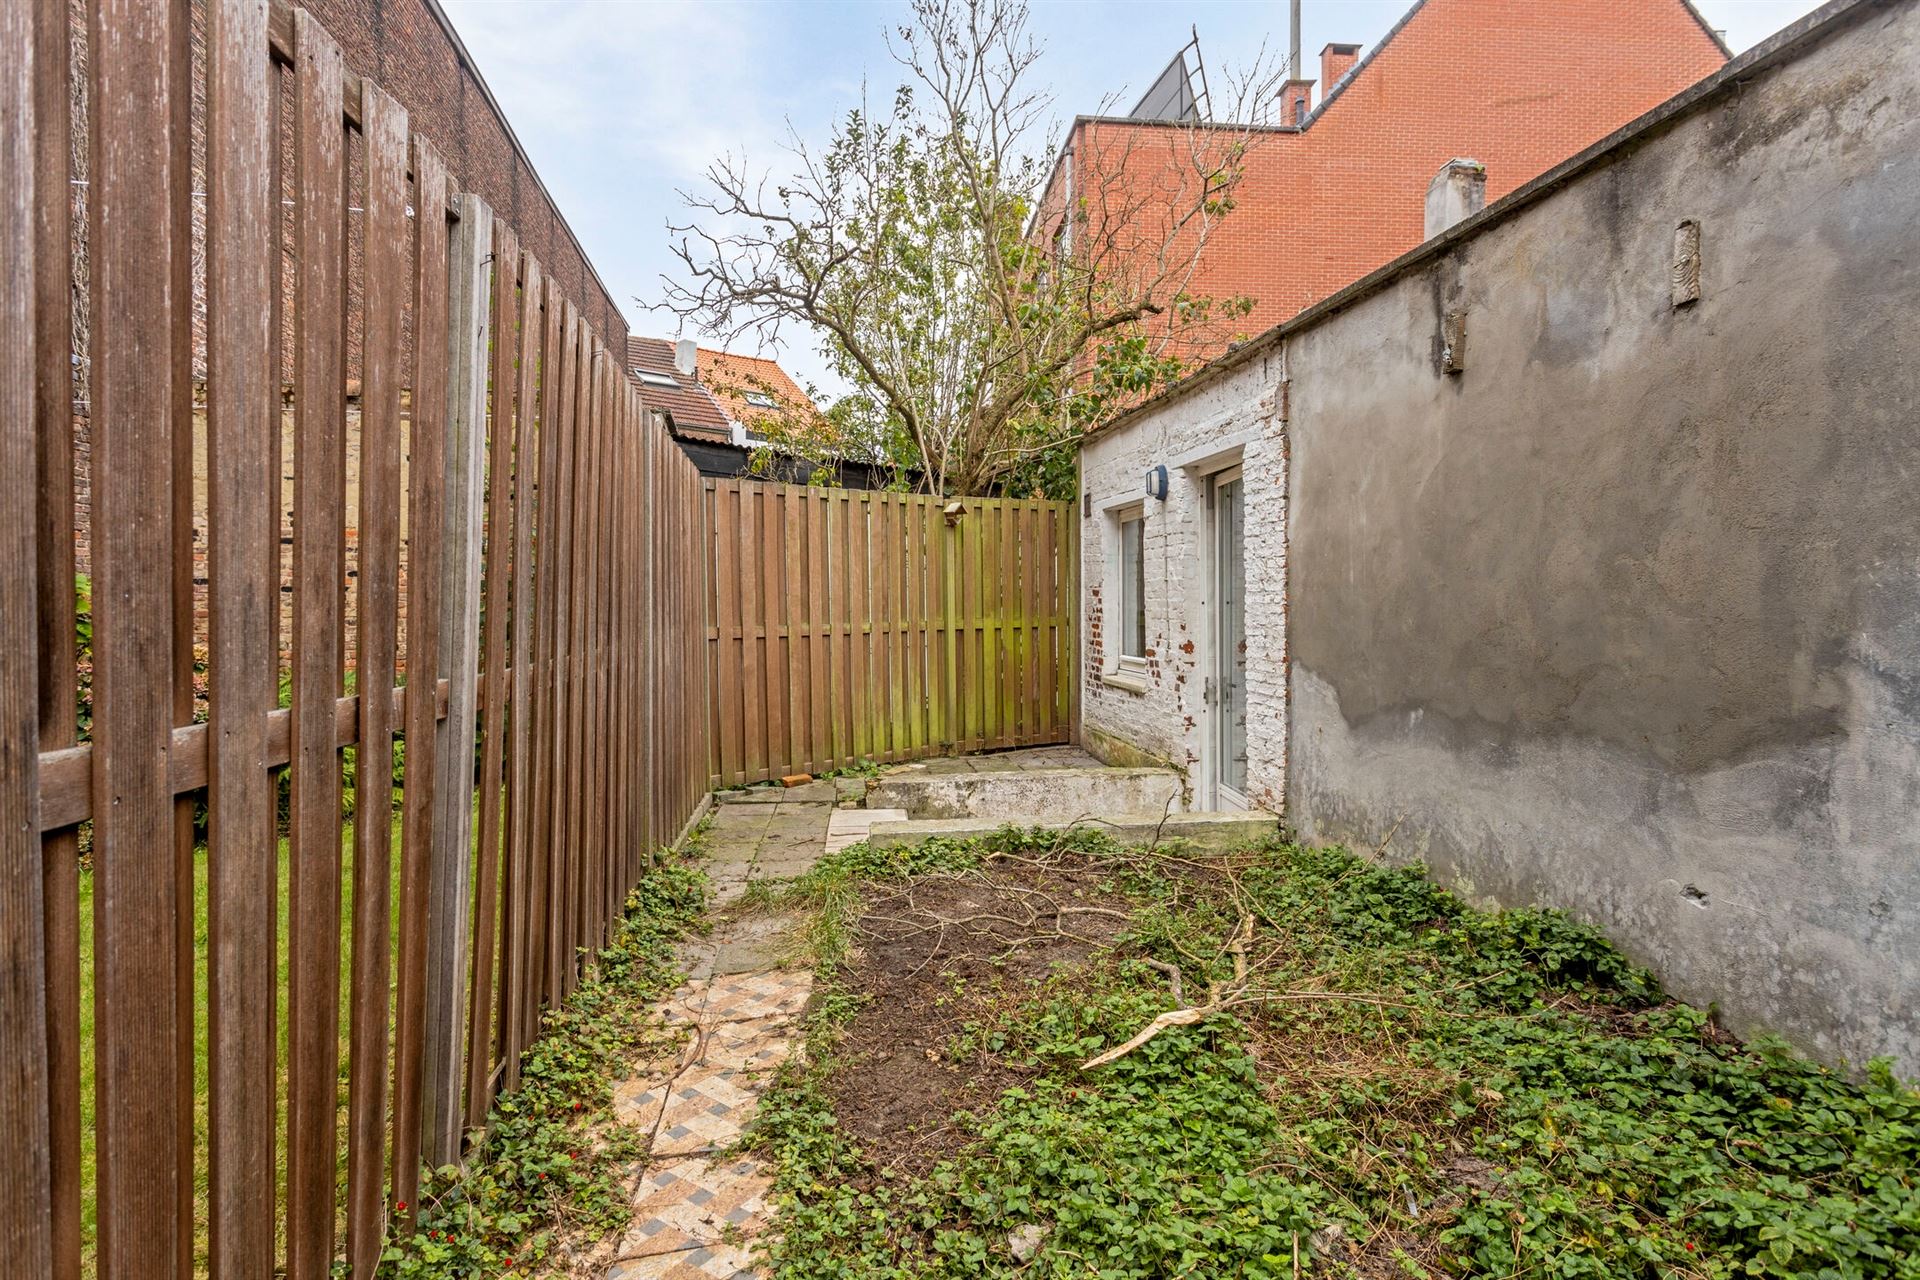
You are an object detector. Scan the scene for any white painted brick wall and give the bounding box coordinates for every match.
[1079,349,1289,813]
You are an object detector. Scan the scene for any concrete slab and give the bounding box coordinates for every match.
[866,765,1185,824]
[705,807,774,835]
[712,786,789,806]
[708,915,797,975]
[864,810,1280,852]
[824,806,909,854]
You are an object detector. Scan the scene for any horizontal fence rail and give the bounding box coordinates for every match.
[5,2,709,1275]
[702,482,1080,786]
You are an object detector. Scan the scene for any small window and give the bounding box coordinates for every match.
[633,367,677,389]
[1119,512,1146,659]
[743,390,776,409]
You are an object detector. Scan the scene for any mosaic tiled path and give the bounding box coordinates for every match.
[602,969,812,1279]
[599,750,1089,1278]
[600,787,832,1279]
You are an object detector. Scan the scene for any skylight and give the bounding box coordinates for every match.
[632,367,678,389]
[743,391,776,409]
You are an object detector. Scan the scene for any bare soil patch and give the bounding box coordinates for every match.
[824,854,1131,1177]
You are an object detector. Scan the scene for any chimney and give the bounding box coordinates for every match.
[1281,78,1315,125]
[1320,43,1360,93]
[1288,0,1302,80]
[673,338,697,379]
[1424,158,1487,238]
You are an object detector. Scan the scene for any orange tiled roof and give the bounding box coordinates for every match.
[625,336,731,438]
[697,348,820,429]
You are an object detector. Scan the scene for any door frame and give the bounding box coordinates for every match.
[1202,463,1248,811]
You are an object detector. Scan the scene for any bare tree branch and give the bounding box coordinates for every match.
[659,0,1281,496]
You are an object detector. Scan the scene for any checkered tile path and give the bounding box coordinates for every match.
[614,1157,772,1256]
[605,1242,757,1279]
[603,969,812,1279]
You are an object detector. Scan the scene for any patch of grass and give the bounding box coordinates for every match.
[378,849,709,1277]
[747,834,1920,1280]
[76,808,405,1276]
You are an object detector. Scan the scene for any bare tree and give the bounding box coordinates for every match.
[663,0,1280,496]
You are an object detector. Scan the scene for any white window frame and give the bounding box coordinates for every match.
[1104,502,1149,691]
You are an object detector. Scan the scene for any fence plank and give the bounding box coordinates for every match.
[393,138,452,1219]
[922,500,940,752]
[741,485,765,781]
[712,483,741,785]
[166,0,196,1259]
[528,279,564,1017]
[501,252,544,1091]
[596,355,618,937]
[966,501,984,752]
[203,3,283,1273]
[540,303,579,1008]
[2,0,52,1268]
[878,498,899,760]
[285,16,349,1271]
[762,488,788,777]
[1039,503,1058,741]
[29,0,80,1270]
[559,315,592,991]
[87,0,193,1271]
[902,499,923,756]
[584,353,611,944]
[342,77,408,1280]
[422,192,492,1165]
[465,219,519,1131]
[806,493,829,771]
[561,322,587,977]
[784,487,807,772]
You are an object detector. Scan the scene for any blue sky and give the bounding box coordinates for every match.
[441,0,1828,396]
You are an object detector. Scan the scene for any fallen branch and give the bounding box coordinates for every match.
[1080,1002,1224,1070]
[1145,958,1185,1005]
[1080,983,1420,1070]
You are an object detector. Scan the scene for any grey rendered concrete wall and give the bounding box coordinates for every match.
[1284,0,1920,1073]
[1078,357,1289,811]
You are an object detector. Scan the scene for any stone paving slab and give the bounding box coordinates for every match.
[708,915,797,976]
[715,780,837,805]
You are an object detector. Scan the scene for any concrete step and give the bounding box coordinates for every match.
[824,807,909,855]
[864,765,1184,825]
[865,810,1280,852]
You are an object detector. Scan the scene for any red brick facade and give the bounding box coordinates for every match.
[1053,0,1727,358]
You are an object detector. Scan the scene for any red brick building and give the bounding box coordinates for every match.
[1046,0,1728,356]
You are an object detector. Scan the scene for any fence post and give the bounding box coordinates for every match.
[422,191,494,1166]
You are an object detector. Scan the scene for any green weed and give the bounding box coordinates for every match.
[745,835,1920,1279]
[377,853,709,1277]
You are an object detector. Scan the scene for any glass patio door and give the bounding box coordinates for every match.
[1211,468,1248,806]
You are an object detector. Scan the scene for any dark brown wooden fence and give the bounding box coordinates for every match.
[702,482,1079,786]
[3,3,709,1276]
